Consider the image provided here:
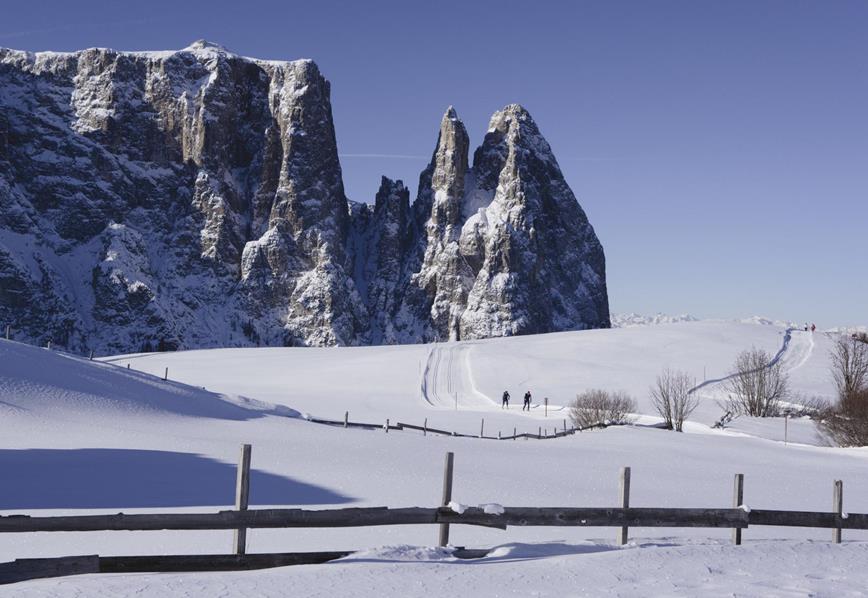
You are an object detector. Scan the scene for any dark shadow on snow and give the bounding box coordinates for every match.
[0,448,353,509]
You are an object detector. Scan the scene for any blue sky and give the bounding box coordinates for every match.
[3,0,866,325]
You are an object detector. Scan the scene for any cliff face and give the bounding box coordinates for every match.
[0,42,609,354]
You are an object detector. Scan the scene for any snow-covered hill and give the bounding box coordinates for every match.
[2,319,867,596]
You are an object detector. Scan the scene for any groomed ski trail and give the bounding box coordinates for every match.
[690,328,815,395]
[420,343,494,409]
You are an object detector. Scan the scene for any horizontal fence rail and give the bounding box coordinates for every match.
[2,445,862,585]
[306,415,606,441]
[3,506,867,534]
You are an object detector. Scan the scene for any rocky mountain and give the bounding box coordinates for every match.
[0,41,609,354]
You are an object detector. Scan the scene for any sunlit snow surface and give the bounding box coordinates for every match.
[2,319,867,597]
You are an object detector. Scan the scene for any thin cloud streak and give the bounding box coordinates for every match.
[339,153,428,160]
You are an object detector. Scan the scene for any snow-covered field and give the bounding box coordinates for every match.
[2,319,867,596]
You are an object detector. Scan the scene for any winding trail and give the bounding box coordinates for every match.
[420,343,494,409]
[690,328,815,395]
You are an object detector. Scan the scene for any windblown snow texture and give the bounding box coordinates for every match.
[0,42,609,354]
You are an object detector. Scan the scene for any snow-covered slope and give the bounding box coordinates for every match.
[109,320,835,428]
[2,320,867,596]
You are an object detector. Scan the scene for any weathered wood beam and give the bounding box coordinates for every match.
[0,506,756,533]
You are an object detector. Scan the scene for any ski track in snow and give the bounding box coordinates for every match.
[421,343,494,409]
[689,328,814,396]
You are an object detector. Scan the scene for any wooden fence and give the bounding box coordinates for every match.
[1,445,864,585]
[306,412,608,440]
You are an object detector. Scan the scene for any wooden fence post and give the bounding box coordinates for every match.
[480,418,484,438]
[732,473,744,545]
[385,418,389,433]
[618,466,631,545]
[544,397,548,417]
[89,349,94,361]
[538,426,541,439]
[163,367,168,381]
[233,444,252,555]
[438,452,455,547]
[498,431,501,440]
[423,418,427,436]
[344,411,348,428]
[4,325,9,340]
[563,419,566,433]
[513,427,516,440]
[833,480,843,544]
[47,341,52,350]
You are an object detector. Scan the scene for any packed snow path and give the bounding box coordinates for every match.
[420,344,494,409]
[690,328,815,395]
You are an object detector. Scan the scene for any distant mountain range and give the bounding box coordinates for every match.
[0,41,609,354]
[612,313,867,333]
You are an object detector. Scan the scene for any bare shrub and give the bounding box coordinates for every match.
[570,389,636,429]
[818,335,868,446]
[650,369,698,431]
[830,334,868,400]
[724,348,788,417]
[780,394,829,418]
[817,388,868,447]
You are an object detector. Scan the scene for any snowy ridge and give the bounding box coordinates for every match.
[611,313,699,327]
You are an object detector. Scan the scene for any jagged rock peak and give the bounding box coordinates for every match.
[444,105,460,121]
[183,39,233,53]
[426,106,469,216]
[487,103,543,139]
[374,176,409,210]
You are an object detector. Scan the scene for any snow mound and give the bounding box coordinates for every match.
[447,501,468,514]
[480,502,505,515]
[0,340,295,421]
[343,545,456,562]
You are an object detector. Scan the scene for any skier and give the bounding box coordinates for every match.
[811,323,816,333]
[523,390,532,411]
[502,390,510,409]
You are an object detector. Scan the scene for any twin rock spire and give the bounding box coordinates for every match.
[351,105,610,345]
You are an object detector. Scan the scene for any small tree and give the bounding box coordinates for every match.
[830,334,868,401]
[818,334,868,446]
[570,389,636,429]
[650,369,698,431]
[724,348,788,417]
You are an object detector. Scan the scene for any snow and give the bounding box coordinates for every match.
[2,319,868,595]
[481,503,505,515]
[10,542,868,597]
[447,501,468,514]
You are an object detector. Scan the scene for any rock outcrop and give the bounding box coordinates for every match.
[0,42,609,354]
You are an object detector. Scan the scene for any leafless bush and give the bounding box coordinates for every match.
[723,348,788,417]
[650,369,698,431]
[817,388,868,447]
[830,334,868,400]
[780,394,829,418]
[570,389,636,429]
[817,335,868,446]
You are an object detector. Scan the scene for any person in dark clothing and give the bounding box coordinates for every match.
[523,390,532,411]
[502,390,510,409]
